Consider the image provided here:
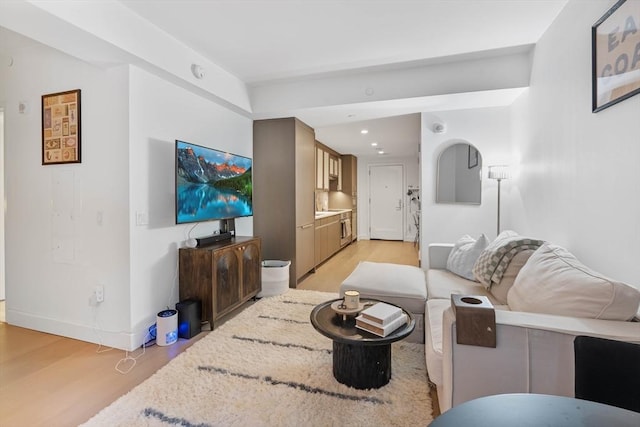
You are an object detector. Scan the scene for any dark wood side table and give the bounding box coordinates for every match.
[430,393,640,427]
[310,298,415,389]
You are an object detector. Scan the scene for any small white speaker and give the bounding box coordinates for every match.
[432,123,446,134]
[185,238,197,248]
[191,64,205,79]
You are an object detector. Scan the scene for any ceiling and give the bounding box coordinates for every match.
[118,0,567,85]
[1,1,569,157]
[117,0,567,157]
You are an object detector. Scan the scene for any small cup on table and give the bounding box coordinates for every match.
[343,290,360,309]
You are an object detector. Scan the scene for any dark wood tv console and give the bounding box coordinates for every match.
[178,236,261,330]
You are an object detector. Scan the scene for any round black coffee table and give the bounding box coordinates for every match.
[310,298,415,389]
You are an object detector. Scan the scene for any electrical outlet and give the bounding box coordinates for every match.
[95,285,104,303]
[136,211,149,226]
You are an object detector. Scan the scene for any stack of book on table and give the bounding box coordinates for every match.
[356,302,407,337]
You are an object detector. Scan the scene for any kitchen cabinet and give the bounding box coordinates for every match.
[328,218,341,254]
[329,154,339,178]
[254,118,316,286]
[314,213,343,266]
[323,150,330,189]
[351,209,358,242]
[342,155,358,241]
[341,155,357,195]
[314,219,327,266]
[179,236,261,329]
[329,154,358,241]
[316,147,324,190]
[296,223,315,279]
[316,143,341,191]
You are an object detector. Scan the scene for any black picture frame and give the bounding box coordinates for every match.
[468,145,479,169]
[592,0,640,112]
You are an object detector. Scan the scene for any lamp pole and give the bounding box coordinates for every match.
[488,165,510,237]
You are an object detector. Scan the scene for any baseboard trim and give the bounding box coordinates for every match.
[6,309,140,351]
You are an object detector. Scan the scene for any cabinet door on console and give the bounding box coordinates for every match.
[240,240,261,298]
[179,249,213,326]
[213,247,241,315]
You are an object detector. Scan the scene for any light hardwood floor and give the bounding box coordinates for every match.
[297,239,420,292]
[0,240,429,426]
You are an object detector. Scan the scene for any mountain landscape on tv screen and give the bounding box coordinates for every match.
[176,144,253,223]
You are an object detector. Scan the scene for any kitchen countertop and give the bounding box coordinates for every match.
[315,209,352,219]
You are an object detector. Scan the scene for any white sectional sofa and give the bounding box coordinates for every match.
[339,232,640,414]
[426,237,640,413]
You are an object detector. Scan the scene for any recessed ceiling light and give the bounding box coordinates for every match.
[361,129,368,134]
[377,149,385,155]
[371,142,378,147]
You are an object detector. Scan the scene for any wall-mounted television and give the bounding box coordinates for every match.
[175,140,253,225]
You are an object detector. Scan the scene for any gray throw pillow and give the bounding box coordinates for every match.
[446,234,489,281]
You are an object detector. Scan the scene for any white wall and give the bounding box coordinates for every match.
[420,107,512,267]
[0,43,132,345]
[357,155,420,241]
[509,0,640,288]
[0,43,253,350]
[128,67,253,345]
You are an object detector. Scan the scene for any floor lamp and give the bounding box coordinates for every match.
[488,165,511,236]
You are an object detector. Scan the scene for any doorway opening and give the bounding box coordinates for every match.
[369,164,404,241]
[0,108,6,322]
[0,109,5,322]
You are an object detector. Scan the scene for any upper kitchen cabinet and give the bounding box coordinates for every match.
[253,118,316,287]
[316,142,341,191]
[340,155,357,196]
[328,153,339,179]
[329,154,357,196]
[316,145,327,190]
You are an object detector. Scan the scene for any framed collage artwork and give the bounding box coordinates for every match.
[42,89,81,164]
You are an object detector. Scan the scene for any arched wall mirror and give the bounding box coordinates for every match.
[436,142,482,204]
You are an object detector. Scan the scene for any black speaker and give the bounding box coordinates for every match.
[221,218,235,235]
[175,299,201,339]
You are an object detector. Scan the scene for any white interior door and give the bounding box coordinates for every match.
[369,164,404,240]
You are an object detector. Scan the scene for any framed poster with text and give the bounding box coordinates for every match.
[592,0,640,112]
[42,89,81,164]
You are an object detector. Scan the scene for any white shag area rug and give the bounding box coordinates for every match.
[82,289,433,426]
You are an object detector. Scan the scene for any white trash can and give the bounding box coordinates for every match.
[258,260,291,297]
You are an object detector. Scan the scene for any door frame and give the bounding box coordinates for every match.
[0,109,5,301]
[368,163,405,241]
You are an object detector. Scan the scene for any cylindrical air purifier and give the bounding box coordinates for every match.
[156,309,178,346]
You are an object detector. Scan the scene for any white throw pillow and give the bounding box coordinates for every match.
[446,234,489,281]
[508,243,640,321]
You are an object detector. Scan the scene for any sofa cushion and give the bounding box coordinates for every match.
[427,269,500,306]
[340,261,427,314]
[446,234,489,281]
[488,249,534,304]
[508,244,640,321]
